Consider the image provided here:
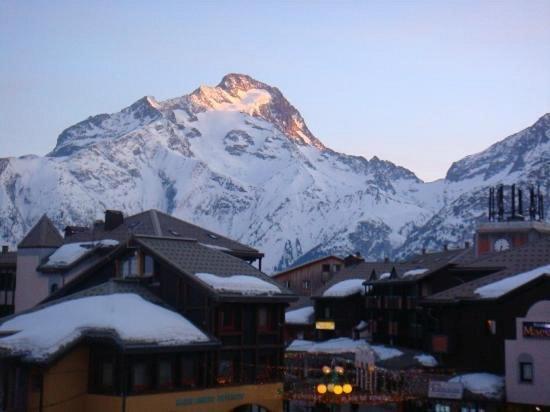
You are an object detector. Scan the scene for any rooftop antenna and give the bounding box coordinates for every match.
[517,187,524,219]
[497,185,504,221]
[529,186,536,220]
[510,184,516,220]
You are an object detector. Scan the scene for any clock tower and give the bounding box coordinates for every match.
[476,185,549,256]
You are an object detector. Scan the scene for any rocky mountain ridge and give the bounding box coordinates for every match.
[1,74,548,272]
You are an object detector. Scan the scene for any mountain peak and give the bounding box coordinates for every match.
[217,73,267,95]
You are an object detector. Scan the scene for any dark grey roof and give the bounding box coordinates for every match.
[134,236,296,301]
[427,238,550,302]
[18,215,63,249]
[65,209,261,257]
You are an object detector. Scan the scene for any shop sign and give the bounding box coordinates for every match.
[176,392,244,407]
[315,321,335,330]
[428,380,463,400]
[523,322,550,338]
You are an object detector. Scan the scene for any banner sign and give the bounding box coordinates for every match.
[428,380,463,400]
[523,322,550,338]
[315,321,335,330]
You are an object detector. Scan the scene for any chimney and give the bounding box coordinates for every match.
[421,248,426,255]
[465,241,470,249]
[1,245,8,254]
[443,244,448,251]
[384,257,389,263]
[104,210,124,231]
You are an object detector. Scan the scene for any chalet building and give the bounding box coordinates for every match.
[422,238,550,374]
[0,246,16,317]
[1,210,295,411]
[505,300,550,410]
[272,255,343,296]
[13,209,264,313]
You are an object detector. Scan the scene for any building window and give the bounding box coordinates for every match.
[258,306,275,332]
[322,264,330,273]
[144,255,154,276]
[218,352,239,385]
[219,306,240,332]
[519,362,534,383]
[435,404,451,412]
[181,355,198,388]
[323,306,331,319]
[157,359,174,389]
[131,361,152,393]
[50,283,58,294]
[284,280,291,288]
[122,253,139,278]
[333,264,341,272]
[302,279,311,290]
[486,320,496,335]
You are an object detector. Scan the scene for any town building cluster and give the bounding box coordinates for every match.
[0,185,548,411]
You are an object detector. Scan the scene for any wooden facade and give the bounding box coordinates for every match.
[273,256,343,296]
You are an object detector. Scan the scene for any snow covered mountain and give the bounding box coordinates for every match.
[0,74,548,272]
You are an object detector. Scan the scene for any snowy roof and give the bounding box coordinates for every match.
[414,354,438,367]
[195,272,281,296]
[285,306,314,325]
[474,264,550,298]
[449,373,504,399]
[402,268,429,277]
[287,338,372,355]
[322,279,365,297]
[42,239,119,269]
[0,293,213,362]
[133,236,294,301]
[428,239,550,302]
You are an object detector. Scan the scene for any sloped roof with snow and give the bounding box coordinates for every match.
[285,306,314,325]
[0,286,216,363]
[40,239,119,270]
[134,236,295,301]
[427,239,550,301]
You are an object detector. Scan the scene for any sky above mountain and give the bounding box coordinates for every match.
[1,0,549,181]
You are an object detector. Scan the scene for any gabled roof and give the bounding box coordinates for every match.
[426,239,550,302]
[18,215,63,249]
[65,209,261,258]
[134,236,296,302]
[272,255,343,278]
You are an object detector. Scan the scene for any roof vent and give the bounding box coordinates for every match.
[207,233,219,239]
[104,210,124,231]
[169,230,180,237]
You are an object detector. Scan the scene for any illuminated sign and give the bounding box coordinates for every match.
[523,322,550,338]
[316,321,335,330]
[428,380,463,400]
[176,393,244,407]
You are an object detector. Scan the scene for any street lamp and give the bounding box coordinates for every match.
[316,365,353,397]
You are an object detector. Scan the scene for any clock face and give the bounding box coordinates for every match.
[494,238,511,252]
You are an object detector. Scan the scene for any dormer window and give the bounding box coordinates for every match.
[122,253,139,278]
[120,252,155,278]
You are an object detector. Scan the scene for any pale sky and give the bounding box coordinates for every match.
[1,0,549,181]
